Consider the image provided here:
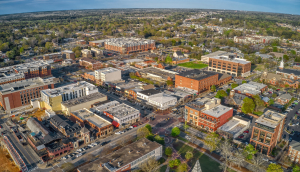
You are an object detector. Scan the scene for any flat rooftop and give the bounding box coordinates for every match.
[95,67,121,74]
[41,81,96,97]
[61,92,107,107]
[0,77,52,94]
[105,103,139,119]
[209,56,250,65]
[256,110,286,129]
[234,81,267,95]
[91,101,121,113]
[177,69,218,81]
[77,138,162,172]
[139,67,178,80]
[72,108,111,129]
[202,104,232,118]
[115,82,140,90]
[138,89,160,96]
[105,37,155,47]
[218,116,250,136]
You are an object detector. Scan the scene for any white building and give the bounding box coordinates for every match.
[95,67,122,83]
[148,93,177,110]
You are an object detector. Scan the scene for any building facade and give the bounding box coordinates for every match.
[95,67,122,84]
[79,58,102,70]
[104,38,155,54]
[250,110,286,155]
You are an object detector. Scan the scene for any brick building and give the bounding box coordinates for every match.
[104,38,155,54]
[0,77,54,111]
[250,110,286,155]
[175,70,232,93]
[79,58,102,70]
[70,108,113,138]
[234,35,277,44]
[82,72,96,81]
[77,138,162,172]
[0,73,25,85]
[288,141,300,164]
[277,93,292,105]
[233,82,267,97]
[13,60,52,79]
[62,50,75,60]
[185,98,233,132]
[208,55,251,77]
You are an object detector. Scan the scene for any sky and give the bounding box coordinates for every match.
[0,0,299,15]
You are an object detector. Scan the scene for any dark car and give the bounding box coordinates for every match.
[101,140,111,146]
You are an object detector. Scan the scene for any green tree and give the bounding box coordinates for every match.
[171,127,180,137]
[241,97,255,114]
[211,85,216,92]
[165,147,172,157]
[45,42,52,50]
[185,151,193,161]
[231,83,239,89]
[242,80,247,84]
[253,95,265,111]
[166,80,173,86]
[165,55,172,63]
[285,84,290,88]
[269,99,275,105]
[272,93,277,98]
[137,127,150,138]
[75,50,81,58]
[273,46,278,52]
[204,132,220,152]
[20,47,24,54]
[145,124,152,133]
[243,144,257,160]
[215,90,227,99]
[266,163,283,172]
[291,50,296,55]
[293,165,300,172]
[154,135,165,145]
[283,54,289,61]
[169,159,181,168]
[177,164,188,172]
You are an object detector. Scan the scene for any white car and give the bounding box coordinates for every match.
[88,144,94,147]
[129,126,133,129]
[76,153,82,158]
[185,136,191,140]
[92,142,98,146]
[61,156,67,160]
[115,132,121,134]
[77,149,82,152]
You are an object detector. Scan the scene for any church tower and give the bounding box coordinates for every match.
[279,58,284,69]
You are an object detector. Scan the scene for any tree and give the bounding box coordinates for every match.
[75,50,81,58]
[154,135,165,145]
[242,80,247,84]
[169,159,181,168]
[20,47,24,54]
[253,95,265,111]
[273,46,278,52]
[204,132,220,152]
[60,162,75,172]
[166,80,173,86]
[241,97,255,114]
[137,127,150,138]
[267,163,283,172]
[269,99,275,105]
[45,42,52,50]
[215,90,227,99]
[272,93,277,98]
[165,55,172,63]
[250,154,265,172]
[231,83,239,89]
[211,85,216,92]
[165,147,173,157]
[139,157,160,172]
[285,84,290,88]
[293,165,300,172]
[283,54,289,61]
[217,138,233,172]
[185,151,193,161]
[243,144,257,160]
[145,124,152,133]
[177,164,188,172]
[171,127,180,137]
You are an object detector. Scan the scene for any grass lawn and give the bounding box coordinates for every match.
[159,165,167,172]
[251,64,265,71]
[253,111,264,116]
[177,136,189,142]
[173,141,221,172]
[178,61,208,69]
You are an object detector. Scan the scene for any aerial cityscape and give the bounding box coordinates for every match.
[0,2,300,172]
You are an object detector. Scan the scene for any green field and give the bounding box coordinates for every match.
[178,61,208,69]
[173,141,221,172]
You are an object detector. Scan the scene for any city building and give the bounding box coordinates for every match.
[40,81,98,111]
[250,110,286,155]
[61,50,75,60]
[89,40,106,47]
[103,103,140,127]
[201,51,244,63]
[95,67,122,84]
[104,37,155,54]
[79,58,102,70]
[0,73,25,85]
[148,93,177,110]
[234,35,277,44]
[288,141,300,164]
[137,67,178,83]
[0,77,54,111]
[137,89,161,101]
[61,92,107,115]
[70,108,113,138]
[217,116,250,138]
[185,98,233,132]
[77,138,162,172]
[207,55,251,77]
[233,81,267,97]
[175,70,232,93]
[277,93,292,105]
[81,49,92,58]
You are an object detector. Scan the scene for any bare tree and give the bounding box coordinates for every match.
[250,154,265,172]
[102,144,113,155]
[229,150,245,169]
[85,154,96,162]
[217,138,233,172]
[139,157,160,172]
[117,139,126,147]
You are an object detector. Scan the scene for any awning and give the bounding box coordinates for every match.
[112,121,120,128]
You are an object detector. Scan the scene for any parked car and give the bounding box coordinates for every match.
[76,153,82,158]
[101,141,111,146]
[243,130,249,133]
[238,135,244,139]
[289,137,293,142]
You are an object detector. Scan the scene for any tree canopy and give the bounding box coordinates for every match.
[171,127,180,137]
[241,97,255,114]
[215,90,227,99]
